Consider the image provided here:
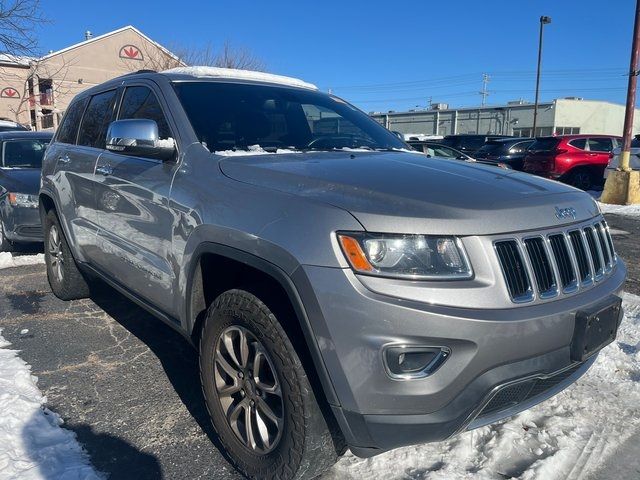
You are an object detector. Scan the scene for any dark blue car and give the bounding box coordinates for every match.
[0,131,53,251]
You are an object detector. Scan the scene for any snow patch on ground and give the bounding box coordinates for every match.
[327,293,640,480]
[0,252,44,270]
[598,202,640,217]
[588,190,640,217]
[0,330,101,479]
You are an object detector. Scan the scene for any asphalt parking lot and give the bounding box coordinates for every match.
[0,213,637,480]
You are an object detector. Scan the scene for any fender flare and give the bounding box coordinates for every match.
[185,242,340,406]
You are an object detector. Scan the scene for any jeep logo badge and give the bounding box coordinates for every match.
[555,206,577,220]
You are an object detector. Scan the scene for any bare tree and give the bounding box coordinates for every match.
[5,56,74,127]
[208,41,265,71]
[143,41,265,72]
[0,0,46,57]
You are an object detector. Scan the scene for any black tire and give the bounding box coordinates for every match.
[565,168,594,190]
[0,220,13,252]
[44,209,90,300]
[200,290,340,480]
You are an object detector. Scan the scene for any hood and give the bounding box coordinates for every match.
[0,168,40,196]
[219,151,600,235]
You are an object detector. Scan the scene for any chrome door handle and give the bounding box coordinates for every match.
[58,155,71,164]
[96,165,113,176]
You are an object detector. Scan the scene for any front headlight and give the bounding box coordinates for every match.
[337,232,473,280]
[8,193,38,208]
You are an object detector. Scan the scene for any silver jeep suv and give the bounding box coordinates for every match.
[40,67,626,479]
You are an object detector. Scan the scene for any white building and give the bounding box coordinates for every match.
[370,98,640,138]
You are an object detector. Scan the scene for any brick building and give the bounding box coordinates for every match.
[0,26,179,130]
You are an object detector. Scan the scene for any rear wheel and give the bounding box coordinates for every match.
[565,168,594,190]
[199,290,341,479]
[44,209,90,300]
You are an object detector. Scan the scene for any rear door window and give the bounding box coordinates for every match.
[56,97,88,145]
[569,138,587,150]
[77,90,118,149]
[588,138,613,152]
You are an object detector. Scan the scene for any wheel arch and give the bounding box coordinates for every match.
[186,242,340,407]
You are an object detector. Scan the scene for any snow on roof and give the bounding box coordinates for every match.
[163,66,318,90]
[0,53,33,67]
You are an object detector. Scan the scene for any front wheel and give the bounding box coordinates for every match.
[44,209,90,300]
[199,290,341,479]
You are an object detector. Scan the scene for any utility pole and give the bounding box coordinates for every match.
[602,0,640,204]
[533,16,551,136]
[620,0,640,172]
[480,73,490,106]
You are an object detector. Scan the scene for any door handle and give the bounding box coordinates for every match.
[58,155,71,164]
[96,165,113,176]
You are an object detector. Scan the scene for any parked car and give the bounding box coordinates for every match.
[523,135,621,190]
[474,137,534,170]
[0,118,30,132]
[437,134,512,155]
[0,131,52,251]
[40,68,625,480]
[407,140,510,169]
[604,135,640,178]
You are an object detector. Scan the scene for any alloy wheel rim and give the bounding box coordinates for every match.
[214,325,284,454]
[48,225,64,282]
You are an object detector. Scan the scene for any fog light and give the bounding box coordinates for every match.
[383,345,450,380]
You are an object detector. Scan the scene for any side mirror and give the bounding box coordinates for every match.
[106,119,175,161]
[392,131,404,141]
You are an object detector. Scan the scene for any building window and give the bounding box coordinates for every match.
[513,128,532,137]
[555,126,581,135]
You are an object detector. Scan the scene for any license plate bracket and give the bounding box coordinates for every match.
[571,297,622,362]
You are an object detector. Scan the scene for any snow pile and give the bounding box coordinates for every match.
[328,293,640,480]
[163,66,318,90]
[598,202,640,217]
[0,252,45,270]
[0,331,101,479]
[214,145,303,157]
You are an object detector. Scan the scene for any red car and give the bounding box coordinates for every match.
[522,134,621,190]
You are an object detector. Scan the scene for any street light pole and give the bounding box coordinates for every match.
[532,15,551,136]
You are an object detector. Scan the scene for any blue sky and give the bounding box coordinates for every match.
[39,0,635,112]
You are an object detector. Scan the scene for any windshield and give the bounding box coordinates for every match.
[2,139,49,168]
[172,82,407,153]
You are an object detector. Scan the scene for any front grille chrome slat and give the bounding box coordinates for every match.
[596,222,613,270]
[495,240,533,303]
[549,234,578,293]
[495,219,617,304]
[584,226,604,280]
[523,237,558,298]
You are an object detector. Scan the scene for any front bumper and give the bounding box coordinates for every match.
[293,260,626,456]
[1,204,43,242]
